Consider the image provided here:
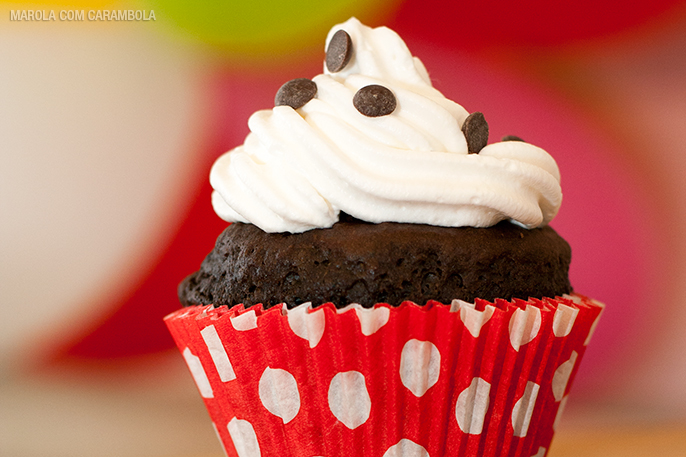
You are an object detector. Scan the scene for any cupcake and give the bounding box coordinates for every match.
[166,18,604,457]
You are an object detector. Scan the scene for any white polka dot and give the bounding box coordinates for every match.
[231,309,258,331]
[259,367,300,424]
[328,371,371,429]
[584,302,605,346]
[382,439,430,457]
[552,304,578,337]
[355,305,390,336]
[227,417,261,457]
[553,395,568,431]
[400,339,441,397]
[552,351,578,401]
[563,294,582,305]
[201,325,236,382]
[287,302,326,348]
[452,300,495,338]
[212,422,229,457]
[509,306,542,351]
[336,303,355,314]
[531,446,547,457]
[511,381,540,437]
[455,377,491,434]
[182,347,213,398]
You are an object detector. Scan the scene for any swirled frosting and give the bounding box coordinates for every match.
[210,18,562,233]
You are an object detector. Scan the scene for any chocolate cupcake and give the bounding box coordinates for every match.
[166,18,604,457]
[179,219,572,309]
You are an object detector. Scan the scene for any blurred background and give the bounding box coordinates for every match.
[1,1,686,456]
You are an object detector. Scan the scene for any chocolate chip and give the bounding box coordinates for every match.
[353,85,396,117]
[502,135,525,142]
[274,78,317,110]
[326,30,353,73]
[462,112,489,154]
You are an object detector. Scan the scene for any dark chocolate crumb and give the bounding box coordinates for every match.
[502,135,525,142]
[462,112,489,154]
[353,85,396,117]
[326,30,353,73]
[179,220,572,309]
[275,78,317,110]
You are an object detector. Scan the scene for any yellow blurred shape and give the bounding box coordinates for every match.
[143,0,402,60]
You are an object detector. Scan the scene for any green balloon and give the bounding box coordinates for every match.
[145,0,398,57]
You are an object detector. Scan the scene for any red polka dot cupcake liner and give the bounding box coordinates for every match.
[165,294,603,457]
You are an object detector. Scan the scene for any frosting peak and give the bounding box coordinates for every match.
[210,18,562,233]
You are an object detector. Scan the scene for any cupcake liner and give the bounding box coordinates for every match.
[165,294,603,457]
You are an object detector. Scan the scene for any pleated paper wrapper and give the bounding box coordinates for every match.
[165,294,603,457]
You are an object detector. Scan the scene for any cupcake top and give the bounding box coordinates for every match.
[210,18,562,234]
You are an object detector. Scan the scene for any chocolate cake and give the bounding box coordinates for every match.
[179,216,571,309]
[166,20,603,457]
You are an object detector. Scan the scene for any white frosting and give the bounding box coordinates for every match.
[210,18,562,233]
